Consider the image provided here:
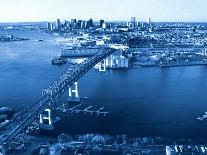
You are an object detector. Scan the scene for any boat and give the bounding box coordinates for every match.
[0,107,14,119]
[38,39,44,42]
[0,107,15,130]
[51,57,68,65]
[0,107,12,114]
[197,112,207,121]
[0,119,10,130]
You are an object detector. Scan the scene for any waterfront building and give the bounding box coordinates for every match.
[47,23,51,31]
[131,17,136,28]
[102,22,107,29]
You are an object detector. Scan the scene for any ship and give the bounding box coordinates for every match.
[0,107,14,129]
[61,47,99,58]
[51,57,68,65]
[197,112,207,121]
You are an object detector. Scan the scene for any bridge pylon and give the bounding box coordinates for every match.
[68,82,80,102]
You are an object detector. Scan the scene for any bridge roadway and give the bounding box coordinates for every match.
[0,47,116,146]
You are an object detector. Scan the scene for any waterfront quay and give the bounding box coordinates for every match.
[42,18,207,69]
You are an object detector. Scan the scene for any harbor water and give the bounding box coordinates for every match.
[0,29,207,139]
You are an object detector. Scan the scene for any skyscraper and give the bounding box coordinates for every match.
[100,20,104,28]
[149,18,152,26]
[77,20,82,29]
[56,19,61,30]
[81,20,86,29]
[86,18,93,28]
[102,22,107,29]
[47,23,51,31]
[131,17,136,29]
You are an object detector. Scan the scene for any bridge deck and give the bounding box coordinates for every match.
[0,47,116,146]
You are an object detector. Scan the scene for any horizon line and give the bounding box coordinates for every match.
[0,20,207,24]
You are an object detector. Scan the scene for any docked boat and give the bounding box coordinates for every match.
[0,107,14,130]
[51,57,68,65]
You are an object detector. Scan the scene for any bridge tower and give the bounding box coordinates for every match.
[68,82,80,102]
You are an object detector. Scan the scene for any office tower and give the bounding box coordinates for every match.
[71,19,77,28]
[86,18,93,28]
[51,22,54,30]
[102,22,107,29]
[56,19,61,30]
[81,20,86,29]
[100,20,104,28]
[131,17,136,28]
[149,18,152,26]
[77,20,82,29]
[47,23,51,31]
[63,20,68,27]
[127,22,133,29]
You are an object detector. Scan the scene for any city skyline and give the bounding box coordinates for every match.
[0,0,207,22]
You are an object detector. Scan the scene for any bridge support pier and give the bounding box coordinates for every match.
[39,109,54,130]
[40,109,52,125]
[99,59,106,72]
[68,82,80,102]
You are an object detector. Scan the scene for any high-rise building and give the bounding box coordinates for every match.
[47,22,54,31]
[102,22,107,29]
[149,18,152,26]
[51,23,55,30]
[71,19,77,28]
[81,20,86,29]
[127,22,133,29]
[47,23,51,31]
[56,19,61,30]
[86,18,93,28]
[77,20,82,29]
[131,17,136,28]
[100,20,104,28]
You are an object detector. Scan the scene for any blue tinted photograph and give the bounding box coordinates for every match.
[0,0,207,154]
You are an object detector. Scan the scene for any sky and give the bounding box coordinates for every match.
[0,0,206,22]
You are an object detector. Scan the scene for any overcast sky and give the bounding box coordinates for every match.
[0,0,206,22]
